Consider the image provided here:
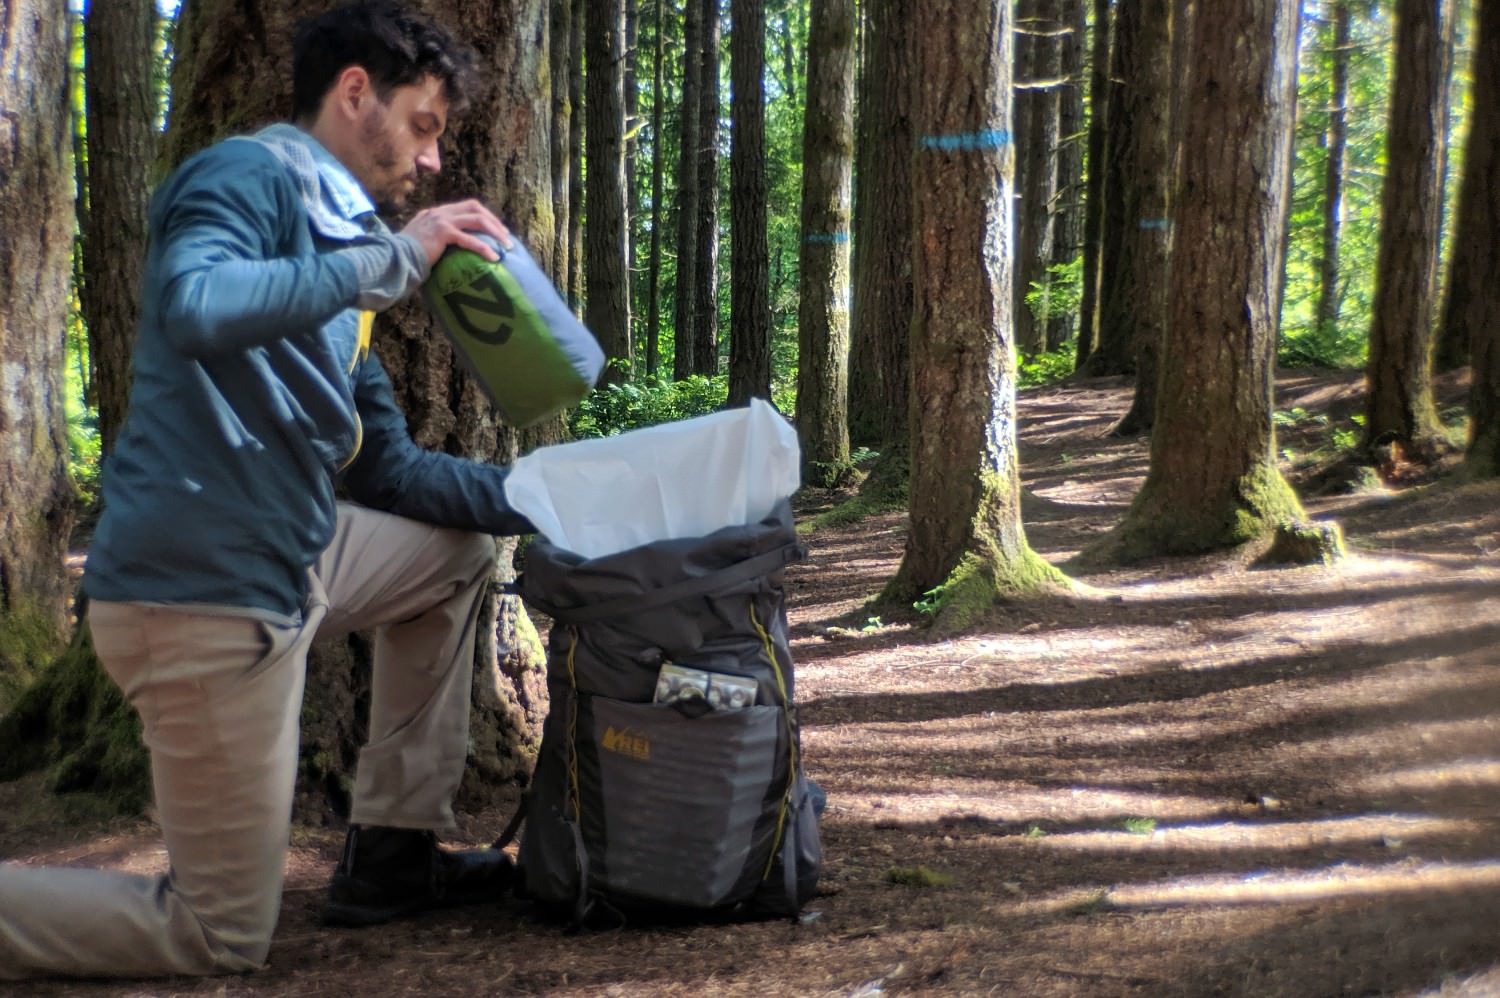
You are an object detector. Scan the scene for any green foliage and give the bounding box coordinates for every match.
[568,373,729,438]
[1118,816,1157,835]
[1024,255,1083,325]
[64,293,101,502]
[1018,348,1077,388]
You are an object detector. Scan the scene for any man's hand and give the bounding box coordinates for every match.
[402,200,514,266]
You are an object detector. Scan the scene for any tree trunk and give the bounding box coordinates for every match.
[80,0,156,456]
[645,0,667,377]
[549,0,573,290]
[886,0,1064,633]
[1074,0,1110,371]
[690,0,721,376]
[1455,0,1500,476]
[585,0,633,377]
[673,0,703,380]
[727,0,772,406]
[796,0,855,487]
[1108,0,1176,437]
[1048,0,1086,352]
[567,0,585,314]
[1088,0,1305,562]
[1013,0,1061,356]
[848,0,915,502]
[1088,0,1141,378]
[0,0,75,648]
[1315,0,1351,348]
[1364,0,1455,463]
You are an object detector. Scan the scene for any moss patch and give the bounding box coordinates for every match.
[0,622,149,815]
[1080,464,1305,567]
[1254,520,1347,567]
[0,598,66,715]
[805,452,910,533]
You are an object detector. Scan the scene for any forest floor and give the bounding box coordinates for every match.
[4,368,1500,998]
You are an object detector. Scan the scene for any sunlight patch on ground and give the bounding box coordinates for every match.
[1360,758,1500,794]
[1032,813,1480,853]
[1099,859,1500,910]
[824,783,1233,826]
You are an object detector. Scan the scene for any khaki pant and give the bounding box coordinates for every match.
[0,503,498,979]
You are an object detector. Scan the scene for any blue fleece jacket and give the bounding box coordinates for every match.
[84,126,532,622]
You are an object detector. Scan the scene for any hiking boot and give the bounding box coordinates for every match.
[322,824,515,927]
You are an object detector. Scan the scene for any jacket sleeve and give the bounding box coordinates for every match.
[340,355,536,536]
[151,143,419,358]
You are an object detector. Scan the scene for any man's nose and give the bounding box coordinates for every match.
[417,141,441,174]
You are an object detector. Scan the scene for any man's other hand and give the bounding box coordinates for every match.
[402,200,514,266]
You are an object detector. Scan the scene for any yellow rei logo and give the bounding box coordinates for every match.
[601,726,651,761]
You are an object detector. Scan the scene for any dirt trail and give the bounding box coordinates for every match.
[5,371,1500,998]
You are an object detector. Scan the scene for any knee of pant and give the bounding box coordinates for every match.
[452,530,500,582]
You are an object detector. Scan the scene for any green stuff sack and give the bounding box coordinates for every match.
[423,234,605,428]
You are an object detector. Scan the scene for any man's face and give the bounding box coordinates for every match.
[353,74,449,212]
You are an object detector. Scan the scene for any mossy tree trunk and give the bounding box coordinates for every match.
[1455,0,1500,477]
[1363,0,1456,463]
[886,0,1065,634]
[795,0,855,487]
[0,1,75,652]
[1086,0,1304,563]
[727,0,773,406]
[8,0,551,820]
[584,0,633,378]
[848,0,915,504]
[79,0,156,456]
[1108,0,1176,437]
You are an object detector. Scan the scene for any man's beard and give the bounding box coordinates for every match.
[360,111,418,213]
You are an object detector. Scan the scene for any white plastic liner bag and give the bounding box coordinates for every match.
[503,398,801,558]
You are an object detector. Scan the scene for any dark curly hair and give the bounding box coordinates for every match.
[291,0,480,121]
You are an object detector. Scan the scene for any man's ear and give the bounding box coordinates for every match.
[329,65,373,121]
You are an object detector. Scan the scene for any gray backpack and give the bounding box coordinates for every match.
[507,501,822,924]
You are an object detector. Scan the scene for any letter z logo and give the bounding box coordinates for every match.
[443,268,516,345]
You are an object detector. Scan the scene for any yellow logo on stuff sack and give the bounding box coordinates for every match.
[601,726,651,761]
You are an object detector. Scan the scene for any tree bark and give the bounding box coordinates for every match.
[727,0,772,405]
[0,0,75,640]
[1089,0,1305,562]
[585,0,633,377]
[1074,0,1110,371]
[1108,0,1176,437]
[1088,0,1140,378]
[1315,0,1351,348]
[673,0,703,380]
[848,0,915,498]
[690,0,721,375]
[796,0,855,486]
[80,0,156,456]
[1363,0,1455,462]
[645,0,667,377]
[886,0,1063,632]
[1455,0,1500,476]
[549,0,573,290]
[567,0,585,313]
[1013,0,1061,356]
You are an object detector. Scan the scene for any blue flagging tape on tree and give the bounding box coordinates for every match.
[1138,218,1171,230]
[803,232,850,244]
[919,129,1012,151]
